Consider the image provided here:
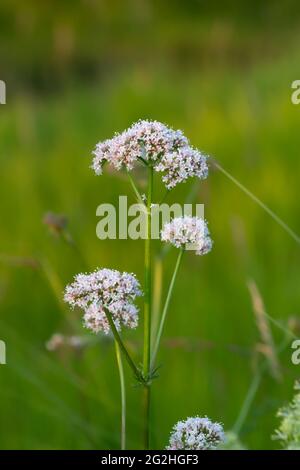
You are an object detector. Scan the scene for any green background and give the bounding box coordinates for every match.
[0,0,300,449]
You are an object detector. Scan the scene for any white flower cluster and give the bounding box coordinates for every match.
[167,416,225,450]
[155,146,208,190]
[161,216,212,255]
[92,120,208,189]
[64,268,142,334]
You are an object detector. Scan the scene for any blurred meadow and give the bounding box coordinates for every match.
[1,0,300,449]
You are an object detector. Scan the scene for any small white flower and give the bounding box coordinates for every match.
[167,416,225,450]
[64,268,142,334]
[92,120,208,189]
[161,216,212,255]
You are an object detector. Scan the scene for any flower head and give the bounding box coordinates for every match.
[155,146,208,189]
[161,216,212,255]
[64,268,142,334]
[167,416,225,450]
[92,120,208,189]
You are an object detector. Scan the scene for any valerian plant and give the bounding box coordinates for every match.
[64,120,216,449]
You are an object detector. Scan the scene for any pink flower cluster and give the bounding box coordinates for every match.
[64,268,142,334]
[92,120,208,189]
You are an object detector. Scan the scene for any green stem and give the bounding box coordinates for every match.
[151,248,184,369]
[233,334,291,435]
[143,165,153,449]
[104,308,141,382]
[233,370,262,435]
[213,160,300,245]
[158,188,171,205]
[115,340,126,450]
[138,156,148,166]
[143,386,151,449]
[127,171,145,206]
[151,255,163,345]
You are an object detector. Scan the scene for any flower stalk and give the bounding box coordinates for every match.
[143,165,153,449]
[114,340,126,450]
[104,308,142,382]
[151,248,184,369]
[127,170,145,206]
[144,166,153,376]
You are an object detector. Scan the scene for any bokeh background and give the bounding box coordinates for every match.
[1,0,300,449]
